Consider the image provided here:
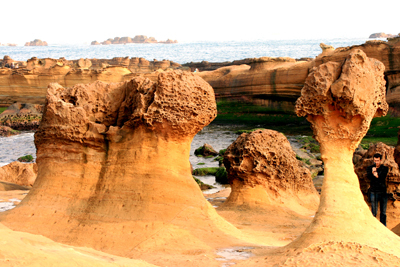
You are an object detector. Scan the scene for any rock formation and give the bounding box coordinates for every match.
[354,142,400,229]
[0,103,43,131]
[197,57,311,111]
[25,39,48,46]
[0,161,37,187]
[2,39,400,114]
[0,71,249,264]
[0,56,182,106]
[369,32,398,38]
[193,39,400,113]
[273,49,400,262]
[220,129,319,213]
[91,35,178,45]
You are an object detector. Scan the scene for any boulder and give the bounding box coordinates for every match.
[0,126,19,137]
[0,71,247,262]
[0,161,37,187]
[220,129,319,212]
[194,143,218,157]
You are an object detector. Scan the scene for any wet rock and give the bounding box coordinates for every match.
[194,143,218,157]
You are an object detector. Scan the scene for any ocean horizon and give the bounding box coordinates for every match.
[0,37,376,65]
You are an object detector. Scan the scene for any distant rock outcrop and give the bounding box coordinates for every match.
[220,129,319,212]
[369,32,398,38]
[24,39,48,46]
[0,71,248,261]
[91,35,178,45]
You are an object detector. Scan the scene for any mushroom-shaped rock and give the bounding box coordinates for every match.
[0,71,246,261]
[220,129,319,213]
[277,49,400,261]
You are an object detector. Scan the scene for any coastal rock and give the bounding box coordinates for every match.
[281,49,400,262]
[0,126,19,137]
[0,161,37,187]
[194,143,218,157]
[0,71,246,261]
[0,57,182,106]
[188,40,400,113]
[0,103,43,131]
[24,39,48,46]
[92,35,177,45]
[369,32,398,38]
[220,129,319,212]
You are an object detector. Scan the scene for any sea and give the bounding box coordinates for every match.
[0,38,375,64]
[0,37,377,194]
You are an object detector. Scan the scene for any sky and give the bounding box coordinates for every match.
[1,0,399,45]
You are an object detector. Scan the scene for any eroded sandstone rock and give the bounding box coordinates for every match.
[0,71,246,261]
[282,49,400,260]
[220,129,319,212]
[0,56,182,106]
[0,161,37,187]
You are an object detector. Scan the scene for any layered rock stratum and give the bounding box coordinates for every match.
[1,39,400,115]
[0,56,182,105]
[220,129,319,213]
[0,71,258,266]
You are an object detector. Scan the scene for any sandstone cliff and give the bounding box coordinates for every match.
[0,71,255,265]
[0,57,182,106]
[194,38,400,113]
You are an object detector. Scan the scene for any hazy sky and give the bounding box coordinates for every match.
[2,0,399,45]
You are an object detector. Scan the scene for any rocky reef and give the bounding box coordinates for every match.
[91,35,178,45]
[24,39,48,46]
[0,103,43,131]
[220,129,319,212]
[369,32,399,38]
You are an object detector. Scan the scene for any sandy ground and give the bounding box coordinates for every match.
[0,187,399,266]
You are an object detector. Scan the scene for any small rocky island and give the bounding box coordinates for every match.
[91,35,177,45]
[24,39,48,46]
[369,32,399,38]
